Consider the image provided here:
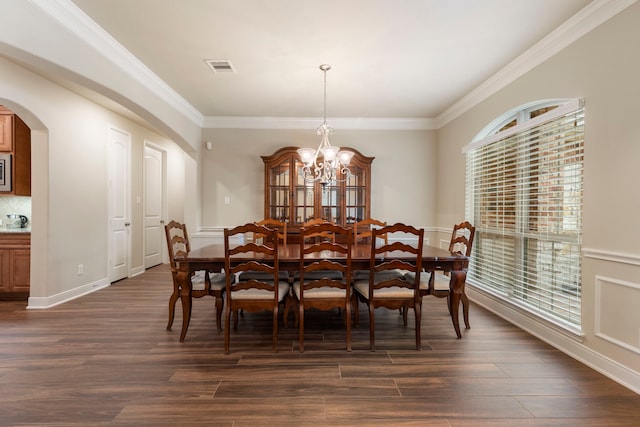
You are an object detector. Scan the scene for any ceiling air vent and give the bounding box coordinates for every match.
[205,59,236,73]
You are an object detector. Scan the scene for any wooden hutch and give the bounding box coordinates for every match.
[262,146,374,241]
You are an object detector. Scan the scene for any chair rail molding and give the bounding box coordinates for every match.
[582,248,640,266]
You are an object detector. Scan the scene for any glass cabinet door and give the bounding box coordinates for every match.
[267,162,290,222]
[345,165,367,225]
[294,160,314,226]
[320,183,340,223]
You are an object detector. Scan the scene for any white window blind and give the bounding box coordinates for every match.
[464,100,584,329]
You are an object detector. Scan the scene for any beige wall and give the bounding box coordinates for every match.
[437,3,640,390]
[200,127,438,230]
[0,57,188,303]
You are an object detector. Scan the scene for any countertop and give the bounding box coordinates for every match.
[0,228,31,233]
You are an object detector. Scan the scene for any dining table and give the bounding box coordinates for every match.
[174,242,469,341]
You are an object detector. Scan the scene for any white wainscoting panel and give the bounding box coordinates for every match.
[595,275,640,355]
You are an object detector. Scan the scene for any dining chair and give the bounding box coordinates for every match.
[165,220,227,333]
[223,223,290,353]
[353,223,424,351]
[294,222,353,352]
[354,218,387,246]
[405,221,475,331]
[429,221,475,328]
[249,218,287,246]
[302,218,336,243]
[241,218,291,325]
[352,218,389,282]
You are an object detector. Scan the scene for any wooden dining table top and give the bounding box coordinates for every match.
[178,242,467,266]
[176,242,468,272]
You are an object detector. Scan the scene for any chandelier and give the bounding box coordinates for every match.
[297,64,354,186]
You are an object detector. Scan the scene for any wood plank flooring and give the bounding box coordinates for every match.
[1,263,639,426]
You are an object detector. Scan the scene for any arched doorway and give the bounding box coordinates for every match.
[0,99,49,306]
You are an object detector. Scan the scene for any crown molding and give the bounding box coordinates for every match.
[30,0,204,127]
[435,0,638,128]
[31,0,637,133]
[202,116,437,130]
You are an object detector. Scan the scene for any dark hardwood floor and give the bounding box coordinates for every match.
[1,264,639,426]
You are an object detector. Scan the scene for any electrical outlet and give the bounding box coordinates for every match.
[77,264,84,275]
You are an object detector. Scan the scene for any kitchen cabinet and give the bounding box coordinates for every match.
[262,146,373,240]
[0,114,13,151]
[0,107,31,196]
[0,232,30,300]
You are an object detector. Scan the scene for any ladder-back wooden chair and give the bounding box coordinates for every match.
[353,223,424,351]
[165,220,227,335]
[241,218,290,324]
[302,218,336,243]
[406,221,475,331]
[354,218,387,246]
[429,221,475,329]
[353,218,389,282]
[224,223,290,353]
[294,222,353,352]
[249,218,287,246]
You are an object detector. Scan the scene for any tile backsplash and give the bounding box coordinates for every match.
[0,196,32,228]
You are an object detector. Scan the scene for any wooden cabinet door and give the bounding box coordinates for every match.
[0,234,31,299]
[0,114,12,152]
[0,249,10,293]
[10,249,30,293]
[263,148,294,223]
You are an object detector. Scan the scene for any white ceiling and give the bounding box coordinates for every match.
[69,0,593,123]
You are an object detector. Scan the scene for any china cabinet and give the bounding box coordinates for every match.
[262,146,373,239]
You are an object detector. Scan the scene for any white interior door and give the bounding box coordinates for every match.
[108,127,130,282]
[144,144,165,268]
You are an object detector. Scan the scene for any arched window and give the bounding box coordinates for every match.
[464,99,584,331]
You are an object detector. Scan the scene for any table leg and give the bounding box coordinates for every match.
[449,270,467,339]
[177,270,192,342]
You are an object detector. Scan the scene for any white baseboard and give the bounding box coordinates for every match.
[27,277,110,309]
[130,265,145,277]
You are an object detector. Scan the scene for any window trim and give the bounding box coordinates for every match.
[464,99,583,154]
